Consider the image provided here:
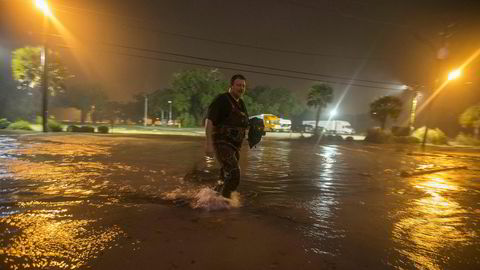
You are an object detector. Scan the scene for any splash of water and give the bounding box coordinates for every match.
[191,188,241,211]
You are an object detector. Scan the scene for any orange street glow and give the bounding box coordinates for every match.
[35,0,53,17]
[448,69,461,81]
[416,47,480,116]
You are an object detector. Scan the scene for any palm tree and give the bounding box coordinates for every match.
[369,96,402,129]
[306,83,334,134]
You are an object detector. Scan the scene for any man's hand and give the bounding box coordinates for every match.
[205,142,215,157]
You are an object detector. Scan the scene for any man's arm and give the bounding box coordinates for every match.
[205,118,215,157]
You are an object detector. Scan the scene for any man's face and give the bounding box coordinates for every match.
[230,79,246,99]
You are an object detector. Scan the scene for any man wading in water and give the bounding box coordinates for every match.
[205,74,249,198]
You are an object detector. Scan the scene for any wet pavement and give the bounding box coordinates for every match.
[0,133,479,269]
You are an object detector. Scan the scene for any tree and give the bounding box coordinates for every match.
[369,96,403,130]
[170,69,227,127]
[0,78,36,121]
[148,88,175,122]
[306,83,334,134]
[244,86,304,118]
[11,46,70,96]
[92,101,123,124]
[459,104,480,139]
[59,84,108,123]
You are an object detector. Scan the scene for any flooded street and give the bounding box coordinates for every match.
[1,133,479,269]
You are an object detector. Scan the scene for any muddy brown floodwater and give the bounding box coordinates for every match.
[1,133,479,269]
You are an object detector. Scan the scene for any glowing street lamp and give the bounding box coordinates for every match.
[34,0,54,132]
[35,0,53,17]
[448,69,461,81]
[422,68,461,147]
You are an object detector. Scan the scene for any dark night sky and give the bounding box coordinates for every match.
[1,0,480,128]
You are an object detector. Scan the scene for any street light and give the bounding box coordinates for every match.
[448,69,461,81]
[35,0,53,17]
[34,0,53,132]
[168,100,172,124]
[421,68,461,148]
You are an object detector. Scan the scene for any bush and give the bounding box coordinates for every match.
[67,125,81,132]
[177,113,196,128]
[67,125,94,133]
[391,126,410,136]
[364,127,393,143]
[412,126,448,145]
[455,133,480,146]
[0,118,11,129]
[35,116,46,125]
[8,120,33,130]
[79,126,95,133]
[97,126,109,133]
[48,119,63,132]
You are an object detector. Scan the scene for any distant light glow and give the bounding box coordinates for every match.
[35,0,53,17]
[329,110,337,117]
[448,69,461,81]
[415,47,480,117]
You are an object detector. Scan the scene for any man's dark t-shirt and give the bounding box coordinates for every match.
[207,93,248,127]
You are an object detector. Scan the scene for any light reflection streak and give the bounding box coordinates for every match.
[246,142,292,191]
[0,201,125,269]
[316,146,339,184]
[4,160,107,196]
[392,173,476,269]
[10,142,111,157]
[38,2,97,81]
[309,146,340,226]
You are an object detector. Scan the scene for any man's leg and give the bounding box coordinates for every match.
[214,143,240,198]
[213,167,224,192]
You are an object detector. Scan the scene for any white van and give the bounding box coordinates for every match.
[302,120,355,134]
[279,118,291,132]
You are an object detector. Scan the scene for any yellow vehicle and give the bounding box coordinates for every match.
[249,114,281,132]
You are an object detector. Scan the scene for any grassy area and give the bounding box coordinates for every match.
[108,125,205,136]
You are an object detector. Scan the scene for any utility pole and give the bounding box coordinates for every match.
[39,4,52,132]
[41,43,49,132]
[168,100,172,124]
[144,95,148,127]
[35,0,56,132]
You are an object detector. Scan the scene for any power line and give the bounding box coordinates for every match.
[52,42,401,91]
[52,4,390,61]
[104,42,402,87]
[40,32,403,87]
[274,0,409,28]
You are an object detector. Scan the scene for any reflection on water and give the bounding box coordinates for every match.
[0,201,124,269]
[1,135,479,269]
[245,142,345,256]
[393,172,477,269]
[307,146,343,242]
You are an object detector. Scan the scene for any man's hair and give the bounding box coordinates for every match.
[230,74,246,86]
